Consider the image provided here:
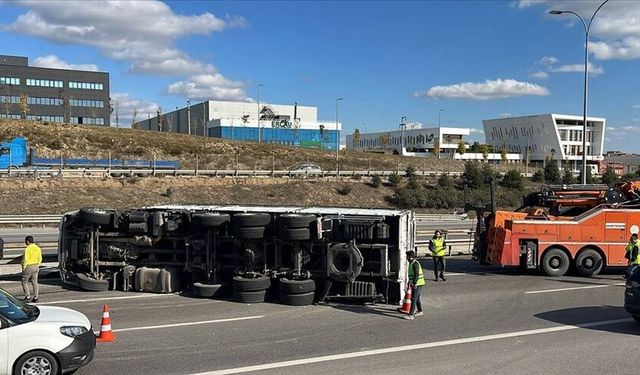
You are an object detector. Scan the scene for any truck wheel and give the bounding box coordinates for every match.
[234,226,265,239]
[79,207,112,226]
[233,289,267,303]
[575,249,604,277]
[192,282,224,298]
[278,228,310,241]
[278,214,317,228]
[233,275,271,291]
[76,273,109,292]
[279,278,315,294]
[232,213,271,227]
[14,350,59,375]
[542,248,570,277]
[192,213,230,227]
[279,291,315,306]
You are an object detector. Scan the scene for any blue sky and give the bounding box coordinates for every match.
[0,0,639,151]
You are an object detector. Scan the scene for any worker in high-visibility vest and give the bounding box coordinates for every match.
[626,245,640,280]
[429,230,447,282]
[21,235,42,303]
[404,250,425,320]
[626,234,640,265]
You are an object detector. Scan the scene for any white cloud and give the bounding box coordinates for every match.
[539,56,558,66]
[406,122,423,129]
[590,38,640,60]
[633,105,640,109]
[166,73,249,101]
[416,79,550,100]
[110,93,159,126]
[32,55,99,71]
[469,128,485,134]
[514,0,547,9]
[499,113,512,118]
[530,71,549,79]
[548,62,604,75]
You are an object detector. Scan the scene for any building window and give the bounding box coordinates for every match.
[26,96,64,106]
[0,77,20,85]
[25,79,63,88]
[71,116,105,125]
[69,99,104,108]
[0,95,20,104]
[0,113,21,119]
[69,81,104,91]
[26,115,64,122]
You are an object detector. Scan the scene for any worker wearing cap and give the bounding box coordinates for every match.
[626,233,640,265]
[626,245,640,280]
[404,251,425,320]
[429,230,447,282]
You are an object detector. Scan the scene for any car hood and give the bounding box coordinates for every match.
[36,305,92,329]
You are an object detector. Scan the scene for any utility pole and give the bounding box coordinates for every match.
[257,83,263,142]
[400,116,407,156]
[336,98,343,161]
[438,109,444,127]
[187,100,191,135]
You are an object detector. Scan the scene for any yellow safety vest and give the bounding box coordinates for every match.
[626,239,640,253]
[408,259,425,286]
[431,237,446,257]
[21,243,42,270]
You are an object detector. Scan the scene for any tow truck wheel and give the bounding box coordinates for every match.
[575,249,604,277]
[542,248,570,277]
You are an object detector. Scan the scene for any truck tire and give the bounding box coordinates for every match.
[233,275,271,291]
[76,273,109,292]
[575,249,604,277]
[542,248,570,277]
[328,243,364,283]
[234,226,265,240]
[232,213,271,227]
[279,291,315,306]
[128,211,149,223]
[79,207,112,226]
[278,228,310,241]
[278,214,317,228]
[279,278,315,294]
[192,213,230,227]
[192,282,224,298]
[233,289,267,303]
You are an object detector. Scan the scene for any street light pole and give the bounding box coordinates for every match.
[336,98,343,161]
[187,100,191,136]
[257,83,263,142]
[550,0,610,185]
[438,109,444,127]
[400,116,407,155]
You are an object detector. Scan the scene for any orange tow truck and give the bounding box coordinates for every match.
[468,180,640,277]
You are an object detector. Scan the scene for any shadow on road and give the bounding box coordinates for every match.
[535,305,640,336]
[326,303,409,320]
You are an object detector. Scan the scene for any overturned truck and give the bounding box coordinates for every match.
[58,205,414,305]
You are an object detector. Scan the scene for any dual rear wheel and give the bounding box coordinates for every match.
[541,247,603,277]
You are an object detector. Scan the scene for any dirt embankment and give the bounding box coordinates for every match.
[0,177,395,214]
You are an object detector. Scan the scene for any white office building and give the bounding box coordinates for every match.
[483,114,606,170]
[346,126,470,157]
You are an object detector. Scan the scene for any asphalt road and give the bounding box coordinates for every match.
[1,257,635,375]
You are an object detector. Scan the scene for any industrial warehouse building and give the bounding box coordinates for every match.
[483,114,606,171]
[0,55,110,125]
[133,100,342,150]
[346,126,471,157]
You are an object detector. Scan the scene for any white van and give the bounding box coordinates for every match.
[0,288,95,375]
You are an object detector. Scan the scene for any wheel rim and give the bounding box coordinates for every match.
[550,257,561,269]
[583,257,595,269]
[21,356,52,375]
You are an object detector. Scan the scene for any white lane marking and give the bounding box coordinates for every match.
[525,283,625,294]
[192,318,631,375]
[105,315,264,333]
[37,293,179,305]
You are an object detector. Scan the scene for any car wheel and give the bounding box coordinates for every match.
[278,228,310,241]
[233,275,271,291]
[79,207,112,226]
[192,282,224,298]
[575,249,604,277]
[234,226,265,240]
[232,213,271,227]
[192,213,230,227]
[279,278,315,294]
[77,273,109,292]
[15,350,59,375]
[542,248,570,277]
[277,214,317,228]
[233,289,267,303]
[279,291,315,306]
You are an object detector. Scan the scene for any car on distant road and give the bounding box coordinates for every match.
[625,266,640,323]
[0,288,96,375]
[290,163,323,176]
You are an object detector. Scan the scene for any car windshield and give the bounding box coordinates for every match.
[0,288,39,324]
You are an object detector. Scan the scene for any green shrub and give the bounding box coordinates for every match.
[352,174,362,181]
[500,169,523,190]
[370,174,382,188]
[621,173,637,182]
[405,165,417,180]
[388,174,402,186]
[601,166,618,185]
[532,170,544,182]
[407,179,422,190]
[544,160,561,184]
[562,168,575,184]
[437,173,453,188]
[463,162,483,189]
[337,185,352,195]
[577,168,594,184]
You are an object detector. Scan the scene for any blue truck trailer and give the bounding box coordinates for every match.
[0,137,180,170]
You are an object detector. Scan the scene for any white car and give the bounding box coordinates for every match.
[0,288,95,375]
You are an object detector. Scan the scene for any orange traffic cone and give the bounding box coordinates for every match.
[397,285,412,314]
[96,304,116,343]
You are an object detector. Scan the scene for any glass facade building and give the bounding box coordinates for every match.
[209,126,339,150]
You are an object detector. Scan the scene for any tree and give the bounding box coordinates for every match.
[457,140,466,155]
[544,158,561,184]
[388,173,402,186]
[379,133,390,148]
[370,174,382,188]
[432,140,440,158]
[578,167,594,184]
[500,145,508,163]
[562,168,575,184]
[463,162,483,189]
[352,128,361,147]
[405,165,417,180]
[601,166,619,185]
[131,107,138,128]
[114,99,120,128]
[437,173,453,188]
[621,173,638,182]
[2,94,11,116]
[156,108,163,131]
[479,144,490,162]
[18,93,29,119]
[532,170,544,182]
[501,169,523,190]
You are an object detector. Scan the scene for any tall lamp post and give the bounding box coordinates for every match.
[335,97,343,161]
[438,109,444,127]
[187,100,191,136]
[257,83,263,142]
[550,0,610,184]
